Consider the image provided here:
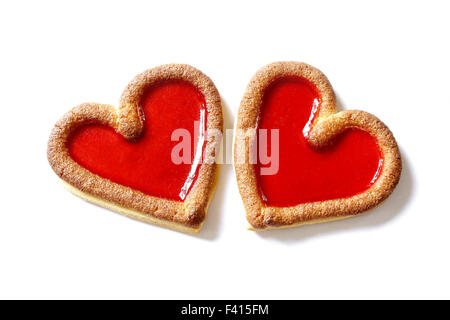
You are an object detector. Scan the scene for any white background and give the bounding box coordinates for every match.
[1,0,449,299]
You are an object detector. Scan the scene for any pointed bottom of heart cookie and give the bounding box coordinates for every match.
[246,214,352,231]
[61,180,204,234]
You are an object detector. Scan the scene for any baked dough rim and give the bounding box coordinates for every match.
[233,61,402,231]
[47,64,223,232]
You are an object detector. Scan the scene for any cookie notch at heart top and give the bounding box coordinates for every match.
[47,64,223,234]
[234,62,401,231]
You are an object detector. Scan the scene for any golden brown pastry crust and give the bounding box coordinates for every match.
[48,64,223,233]
[234,61,401,231]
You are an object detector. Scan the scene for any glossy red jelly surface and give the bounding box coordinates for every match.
[256,77,383,207]
[68,80,207,201]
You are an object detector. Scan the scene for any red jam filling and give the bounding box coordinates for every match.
[256,76,383,207]
[68,80,207,201]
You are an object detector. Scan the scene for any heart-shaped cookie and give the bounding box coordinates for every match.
[234,62,401,230]
[48,64,223,233]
